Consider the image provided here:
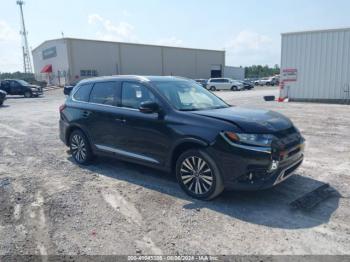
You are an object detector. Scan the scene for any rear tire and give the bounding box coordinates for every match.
[209,86,216,91]
[176,149,224,200]
[24,91,32,98]
[69,129,94,165]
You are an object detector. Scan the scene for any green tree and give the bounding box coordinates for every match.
[244,65,280,78]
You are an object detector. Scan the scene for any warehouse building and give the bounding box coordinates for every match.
[280,28,350,104]
[32,38,225,86]
[224,66,245,80]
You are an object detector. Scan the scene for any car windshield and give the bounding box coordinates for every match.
[151,80,229,111]
[17,80,29,86]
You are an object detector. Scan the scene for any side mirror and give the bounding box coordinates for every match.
[64,86,74,96]
[139,101,160,114]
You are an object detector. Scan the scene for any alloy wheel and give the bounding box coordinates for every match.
[180,156,213,195]
[70,134,87,162]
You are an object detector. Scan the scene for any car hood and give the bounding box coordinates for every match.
[191,106,293,133]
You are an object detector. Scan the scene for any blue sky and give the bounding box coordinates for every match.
[1,0,350,72]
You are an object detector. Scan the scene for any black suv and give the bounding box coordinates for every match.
[0,90,6,106]
[59,76,304,200]
[0,79,43,98]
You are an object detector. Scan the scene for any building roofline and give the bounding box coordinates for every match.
[282,27,350,36]
[32,37,225,53]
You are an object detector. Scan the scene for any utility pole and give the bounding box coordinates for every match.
[17,0,33,73]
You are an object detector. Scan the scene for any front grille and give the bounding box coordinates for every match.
[284,160,302,176]
[288,147,301,158]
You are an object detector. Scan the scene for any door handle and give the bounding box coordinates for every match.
[82,111,91,118]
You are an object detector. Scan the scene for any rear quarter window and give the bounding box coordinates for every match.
[73,83,93,102]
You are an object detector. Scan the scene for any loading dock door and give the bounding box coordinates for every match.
[211,65,222,78]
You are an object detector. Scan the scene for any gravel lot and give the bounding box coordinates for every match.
[0,87,349,256]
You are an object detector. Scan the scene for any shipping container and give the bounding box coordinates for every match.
[280,28,350,104]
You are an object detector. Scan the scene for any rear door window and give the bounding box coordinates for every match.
[89,82,119,106]
[73,83,93,102]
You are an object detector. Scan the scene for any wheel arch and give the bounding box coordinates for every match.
[169,138,209,172]
[65,124,91,146]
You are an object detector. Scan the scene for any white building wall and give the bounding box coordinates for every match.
[69,39,119,79]
[32,38,225,84]
[119,44,163,75]
[280,28,350,103]
[224,66,245,80]
[32,39,69,85]
[196,50,225,79]
[163,48,197,78]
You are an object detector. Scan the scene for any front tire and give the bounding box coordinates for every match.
[209,86,216,91]
[231,86,238,91]
[69,130,93,165]
[176,149,224,200]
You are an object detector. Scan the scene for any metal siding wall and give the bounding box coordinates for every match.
[196,50,225,79]
[342,31,350,100]
[281,29,350,100]
[120,44,162,75]
[224,66,245,80]
[163,48,197,78]
[70,39,119,78]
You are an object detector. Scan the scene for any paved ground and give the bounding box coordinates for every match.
[0,87,349,255]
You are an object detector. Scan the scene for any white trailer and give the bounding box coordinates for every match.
[280,28,350,104]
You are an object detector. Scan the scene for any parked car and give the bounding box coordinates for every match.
[271,77,279,86]
[29,79,47,88]
[238,80,254,90]
[64,80,80,95]
[207,78,244,91]
[194,79,208,88]
[0,79,43,98]
[59,76,305,200]
[254,77,278,86]
[0,90,6,106]
[254,78,265,86]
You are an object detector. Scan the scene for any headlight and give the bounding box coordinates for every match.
[223,131,275,147]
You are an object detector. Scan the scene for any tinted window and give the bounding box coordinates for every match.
[121,82,156,109]
[222,79,229,83]
[73,83,93,102]
[89,82,118,106]
[152,80,229,111]
[10,81,19,88]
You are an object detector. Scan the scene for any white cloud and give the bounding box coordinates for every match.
[0,20,22,72]
[88,14,136,42]
[0,20,19,42]
[225,30,280,66]
[87,14,184,47]
[88,14,104,25]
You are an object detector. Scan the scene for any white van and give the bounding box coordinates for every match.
[207,78,244,91]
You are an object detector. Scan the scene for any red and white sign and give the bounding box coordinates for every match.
[282,68,297,82]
